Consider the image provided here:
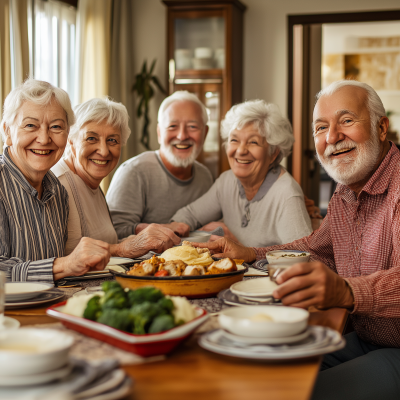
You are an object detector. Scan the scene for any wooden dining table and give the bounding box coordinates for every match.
[6,301,348,400]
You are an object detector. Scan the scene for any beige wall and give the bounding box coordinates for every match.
[131,0,400,154]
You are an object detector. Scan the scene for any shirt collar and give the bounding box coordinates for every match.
[2,147,57,202]
[238,165,281,203]
[336,142,399,200]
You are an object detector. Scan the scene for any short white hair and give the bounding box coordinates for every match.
[157,91,209,127]
[1,78,75,142]
[315,80,386,134]
[221,100,294,167]
[65,97,131,157]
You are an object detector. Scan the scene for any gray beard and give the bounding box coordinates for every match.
[317,134,381,186]
[161,144,200,168]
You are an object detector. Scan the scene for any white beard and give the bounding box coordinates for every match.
[317,133,381,186]
[161,141,201,168]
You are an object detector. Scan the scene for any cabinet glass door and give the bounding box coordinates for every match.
[174,17,225,71]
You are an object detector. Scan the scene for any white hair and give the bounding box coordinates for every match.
[221,100,294,167]
[315,80,386,134]
[65,97,131,157]
[1,78,75,143]
[157,91,209,128]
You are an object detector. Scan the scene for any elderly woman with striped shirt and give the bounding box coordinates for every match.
[0,79,110,282]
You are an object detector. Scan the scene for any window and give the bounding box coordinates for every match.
[28,0,76,102]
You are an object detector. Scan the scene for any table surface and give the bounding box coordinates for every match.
[6,302,348,400]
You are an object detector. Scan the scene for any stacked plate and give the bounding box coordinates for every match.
[0,329,132,399]
[229,277,279,303]
[199,306,346,360]
[5,282,65,309]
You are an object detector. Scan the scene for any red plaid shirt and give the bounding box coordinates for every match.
[254,143,400,347]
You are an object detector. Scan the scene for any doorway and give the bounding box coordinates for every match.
[287,10,400,215]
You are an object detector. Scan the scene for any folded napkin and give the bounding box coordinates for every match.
[253,259,269,272]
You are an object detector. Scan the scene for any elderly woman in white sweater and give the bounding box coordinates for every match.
[171,100,312,247]
[52,98,180,258]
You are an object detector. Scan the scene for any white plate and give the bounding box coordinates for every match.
[181,232,211,243]
[107,257,135,266]
[230,277,278,298]
[221,328,310,345]
[47,305,209,344]
[5,290,65,309]
[0,363,72,386]
[199,326,346,360]
[0,316,20,331]
[5,282,53,302]
[217,289,282,307]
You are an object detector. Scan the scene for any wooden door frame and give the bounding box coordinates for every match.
[287,9,400,182]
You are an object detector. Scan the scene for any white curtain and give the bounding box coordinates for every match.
[75,0,111,105]
[31,0,76,102]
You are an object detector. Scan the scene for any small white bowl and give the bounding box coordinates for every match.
[0,329,74,376]
[219,306,309,338]
[266,250,310,265]
[181,232,212,243]
[5,282,53,302]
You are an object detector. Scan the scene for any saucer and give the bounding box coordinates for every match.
[230,278,278,298]
[221,328,310,345]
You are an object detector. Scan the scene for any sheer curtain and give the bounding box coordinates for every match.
[30,0,76,103]
[75,0,111,105]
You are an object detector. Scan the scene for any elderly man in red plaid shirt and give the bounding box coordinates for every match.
[194,80,400,400]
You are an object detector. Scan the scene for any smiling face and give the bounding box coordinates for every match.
[313,86,386,186]
[157,100,207,169]
[69,120,121,188]
[226,123,278,184]
[5,100,68,188]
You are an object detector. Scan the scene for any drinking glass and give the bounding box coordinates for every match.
[268,264,293,283]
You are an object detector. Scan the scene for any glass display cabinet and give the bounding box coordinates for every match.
[162,0,247,178]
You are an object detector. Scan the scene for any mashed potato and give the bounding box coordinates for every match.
[160,244,213,266]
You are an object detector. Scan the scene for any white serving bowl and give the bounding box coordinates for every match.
[181,231,212,243]
[266,250,310,265]
[219,306,309,338]
[5,282,53,302]
[0,329,74,376]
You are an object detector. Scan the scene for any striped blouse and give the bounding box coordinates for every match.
[0,147,69,283]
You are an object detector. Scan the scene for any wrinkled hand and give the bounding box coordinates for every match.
[272,261,354,309]
[115,224,181,258]
[161,222,190,237]
[191,237,256,263]
[53,237,110,280]
[305,196,322,219]
[200,221,240,243]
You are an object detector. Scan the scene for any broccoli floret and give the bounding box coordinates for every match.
[148,314,175,334]
[102,281,123,293]
[130,301,164,334]
[127,287,164,307]
[83,296,102,321]
[97,308,132,332]
[157,297,174,313]
[100,286,128,309]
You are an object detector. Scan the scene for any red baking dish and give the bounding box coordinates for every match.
[47,301,208,357]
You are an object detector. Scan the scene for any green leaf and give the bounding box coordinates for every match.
[149,59,156,75]
[151,76,167,94]
[141,60,147,74]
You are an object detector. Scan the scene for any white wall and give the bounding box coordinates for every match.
[131,0,400,153]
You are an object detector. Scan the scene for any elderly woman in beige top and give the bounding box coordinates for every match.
[52,98,180,258]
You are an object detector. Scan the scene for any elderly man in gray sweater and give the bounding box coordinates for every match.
[106,91,213,239]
